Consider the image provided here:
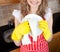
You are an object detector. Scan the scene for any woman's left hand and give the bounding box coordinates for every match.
[38,20,51,41]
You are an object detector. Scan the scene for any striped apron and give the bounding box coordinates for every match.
[20,33,49,52]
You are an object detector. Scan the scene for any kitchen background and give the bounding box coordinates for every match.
[0,0,60,26]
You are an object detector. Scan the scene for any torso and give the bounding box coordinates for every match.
[12,8,52,23]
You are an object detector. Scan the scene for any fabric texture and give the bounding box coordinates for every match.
[12,10,21,22]
[20,34,49,52]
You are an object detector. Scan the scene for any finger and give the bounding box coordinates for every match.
[39,22,48,27]
[39,26,45,31]
[39,25,48,30]
[39,20,47,24]
[39,24,48,28]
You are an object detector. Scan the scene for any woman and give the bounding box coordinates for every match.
[11,0,53,52]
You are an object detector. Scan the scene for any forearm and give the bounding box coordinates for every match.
[47,16,53,42]
[47,26,53,42]
[13,41,20,46]
[14,18,20,27]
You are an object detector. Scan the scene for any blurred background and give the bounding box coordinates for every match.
[0,0,60,52]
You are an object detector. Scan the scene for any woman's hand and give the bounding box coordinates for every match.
[11,21,30,41]
[38,20,51,41]
[17,21,30,35]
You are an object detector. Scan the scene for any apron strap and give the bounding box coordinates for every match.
[28,35,33,43]
[42,17,46,20]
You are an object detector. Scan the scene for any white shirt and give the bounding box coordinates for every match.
[12,8,52,45]
[12,8,52,22]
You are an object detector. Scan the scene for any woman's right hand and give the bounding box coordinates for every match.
[11,21,30,41]
[18,20,30,35]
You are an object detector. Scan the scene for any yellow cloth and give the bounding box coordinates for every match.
[39,20,51,41]
[11,21,30,41]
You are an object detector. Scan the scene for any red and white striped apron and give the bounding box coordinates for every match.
[20,33,49,52]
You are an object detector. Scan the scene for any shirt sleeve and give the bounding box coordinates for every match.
[44,8,52,21]
[12,9,21,22]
